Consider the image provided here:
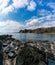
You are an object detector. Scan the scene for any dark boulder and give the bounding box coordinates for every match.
[16,45,46,65]
[0,41,3,65]
[0,41,3,51]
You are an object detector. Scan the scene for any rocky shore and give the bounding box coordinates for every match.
[0,35,55,65]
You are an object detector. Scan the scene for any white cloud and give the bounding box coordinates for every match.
[26,19,38,26]
[0,0,36,15]
[47,2,55,14]
[46,14,55,20]
[47,2,55,9]
[42,21,55,28]
[0,0,9,11]
[12,0,28,8]
[0,14,55,32]
[38,9,51,16]
[37,0,43,6]
[26,16,45,27]
[27,0,36,11]
[2,5,14,14]
[24,14,55,29]
[0,20,23,32]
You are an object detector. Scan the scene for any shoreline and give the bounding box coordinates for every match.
[0,35,55,65]
[18,32,55,34]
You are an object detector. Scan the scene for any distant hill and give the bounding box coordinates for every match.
[19,27,55,33]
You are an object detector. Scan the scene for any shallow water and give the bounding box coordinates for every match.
[48,59,55,65]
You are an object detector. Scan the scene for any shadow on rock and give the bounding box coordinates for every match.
[16,45,46,65]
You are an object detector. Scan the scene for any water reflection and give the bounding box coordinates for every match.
[12,33,55,42]
[48,59,55,65]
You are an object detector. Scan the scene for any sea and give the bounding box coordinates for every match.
[1,32,55,42]
[0,32,55,65]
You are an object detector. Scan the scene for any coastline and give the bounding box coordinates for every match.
[0,35,55,65]
[18,32,55,34]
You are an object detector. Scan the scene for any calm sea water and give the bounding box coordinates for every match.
[0,32,55,65]
[11,33,55,43]
[48,59,55,65]
[0,32,55,42]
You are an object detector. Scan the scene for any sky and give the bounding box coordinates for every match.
[0,0,55,32]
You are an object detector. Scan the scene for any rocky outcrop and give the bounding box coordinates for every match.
[0,41,3,65]
[0,35,55,65]
[0,35,21,65]
[19,27,55,33]
[16,44,47,65]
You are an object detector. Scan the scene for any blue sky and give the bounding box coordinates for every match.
[0,0,55,32]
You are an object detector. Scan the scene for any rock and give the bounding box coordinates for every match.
[8,52,16,59]
[16,45,47,65]
[0,41,3,65]
[0,41,3,51]
[0,35,55,65]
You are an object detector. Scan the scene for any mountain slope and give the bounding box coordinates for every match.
[19,27,55,33]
